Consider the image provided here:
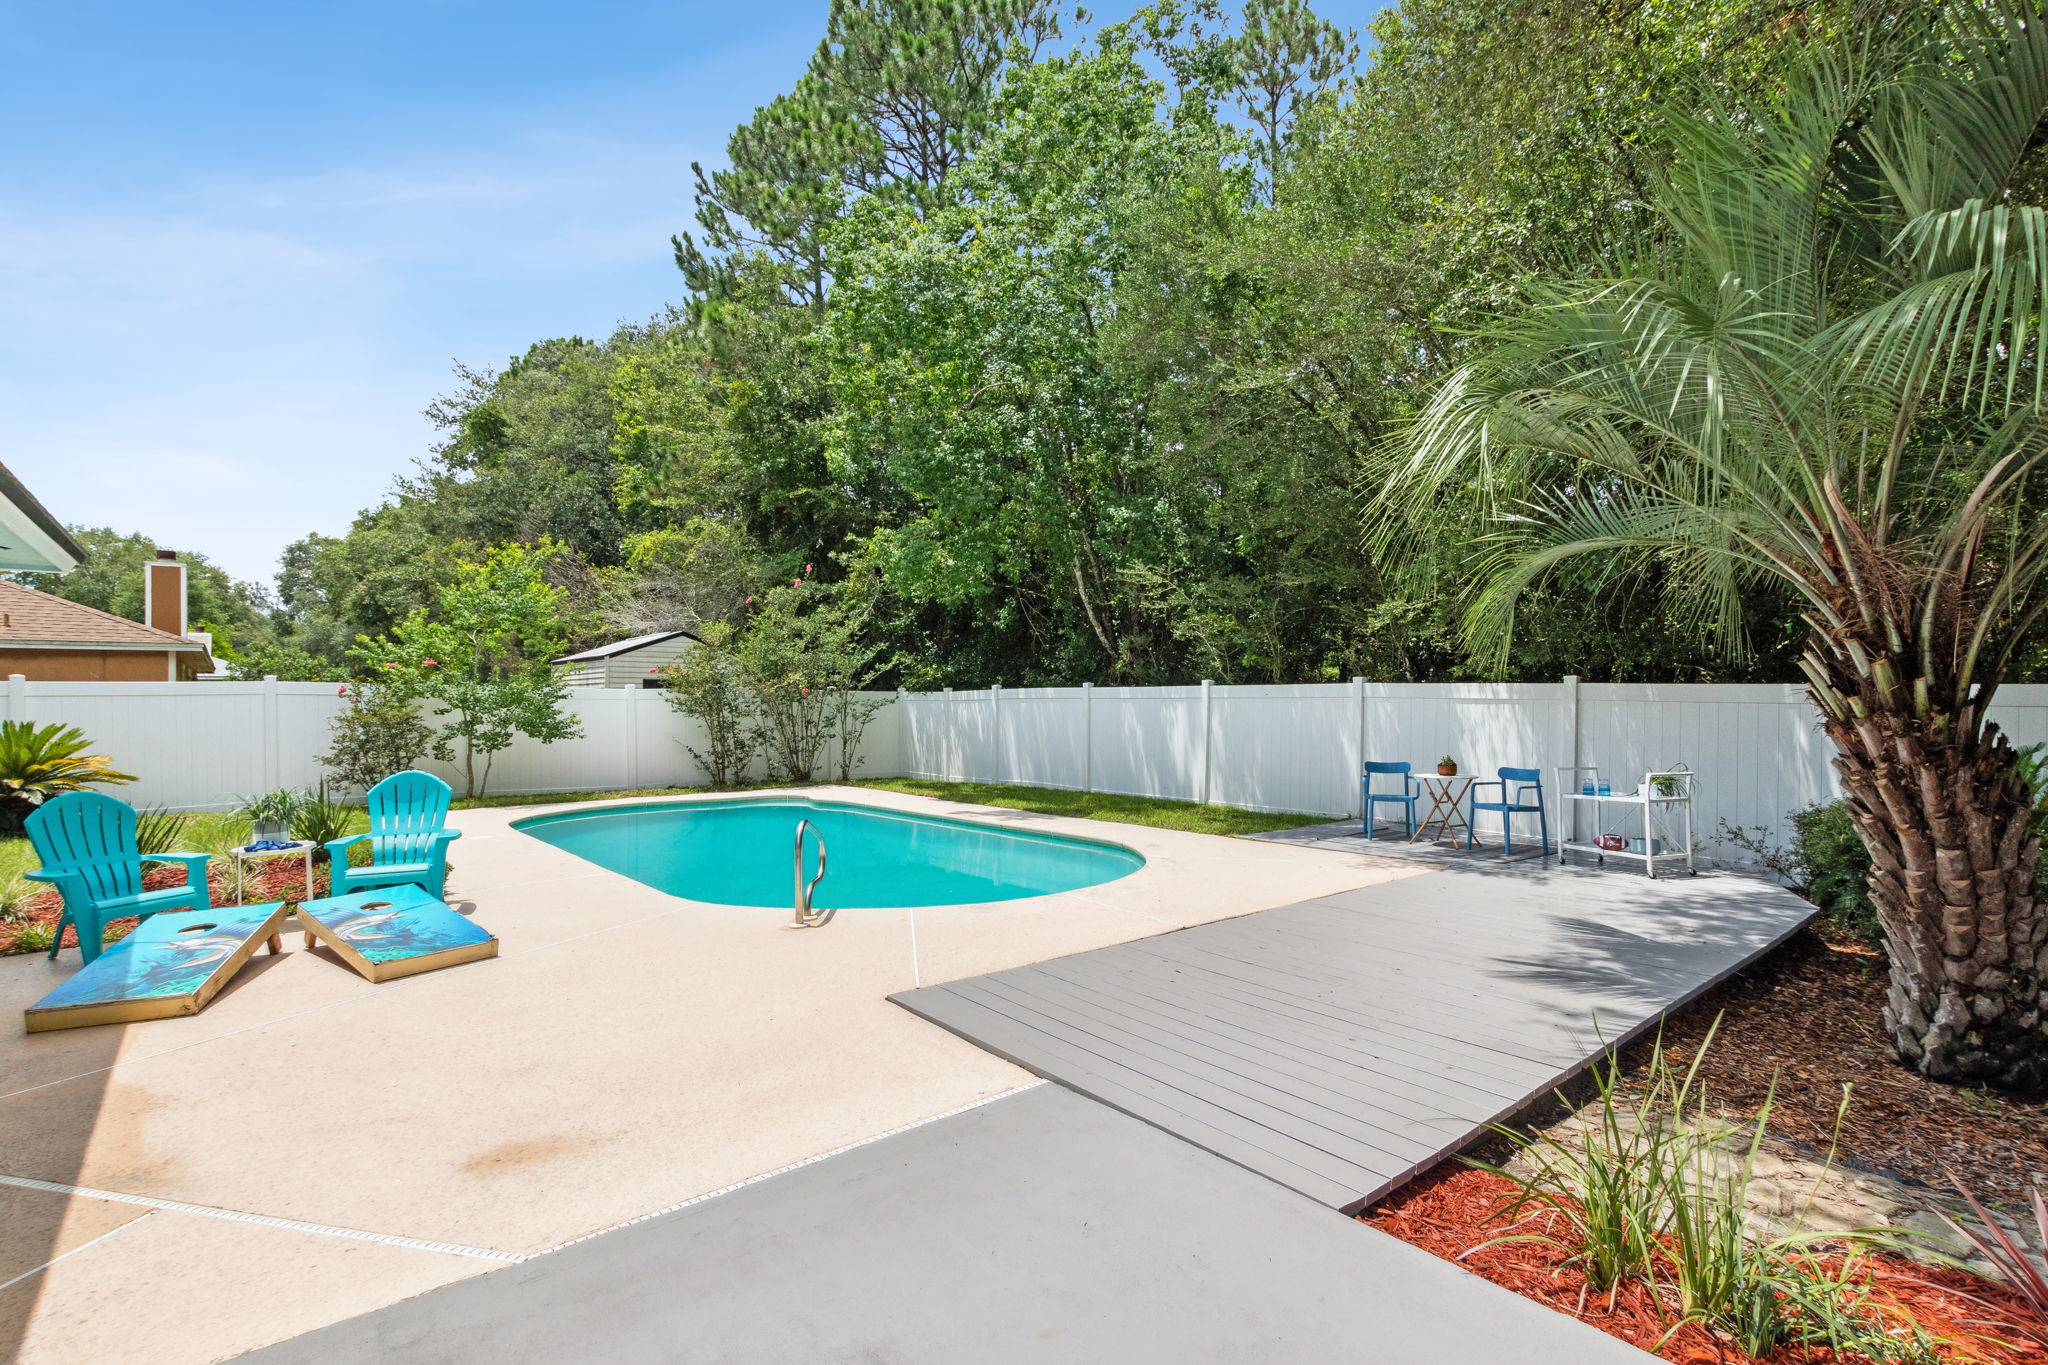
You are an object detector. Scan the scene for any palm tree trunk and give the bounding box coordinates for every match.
[1820,693,2046,1091]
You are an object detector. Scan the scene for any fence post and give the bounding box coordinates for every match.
[1199,679,1214,805]
[1562,674,1581,844]
[625,687,641,791]
[991,682,1004,785]
[896,687,907,778]
[1353,676,1367,817]
[262,675,281,791]
[6,674,23,724]
[1081,683,1094,794]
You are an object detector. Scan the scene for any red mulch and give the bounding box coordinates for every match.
[1365,1165,2048,1364]
[1626,932,2048,1206]
[0,859,332,956]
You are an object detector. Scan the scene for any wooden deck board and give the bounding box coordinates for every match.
[893,861,1814,1212]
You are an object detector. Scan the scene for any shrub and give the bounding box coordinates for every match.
[659,623,758,787]
[1789,802,1880,947]
[1720,801,1878,946]
[291,787,358,857]
[10,921,54,953]
[0,721,137,834]
[736,574,886,783]
[134,805,188,857]
[321,682,434,795]
[1481,1022,1928,1358]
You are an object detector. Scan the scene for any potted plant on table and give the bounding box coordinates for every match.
[1436,755,1458,776]
[237,789,302,847]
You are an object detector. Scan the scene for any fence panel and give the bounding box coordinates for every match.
[1207,684,1361,816]
[19,674,2048,865]
[1089,686,1203,802]
[7,679,900,811]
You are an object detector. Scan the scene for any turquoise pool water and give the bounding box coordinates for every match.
[511,798,1144,908]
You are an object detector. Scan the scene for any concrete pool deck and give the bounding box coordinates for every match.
[0,787,1423,1364]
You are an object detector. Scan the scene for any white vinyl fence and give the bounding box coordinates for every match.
[13,674,2048,864]
[0,676,903,812]
[897,680,2048,859]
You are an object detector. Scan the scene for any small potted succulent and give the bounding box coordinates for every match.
[1436,755,1458,776]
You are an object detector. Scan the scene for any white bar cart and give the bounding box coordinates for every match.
[1555,767,1698,877]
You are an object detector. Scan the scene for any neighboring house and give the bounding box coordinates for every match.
[551,630,700,688]
[0,460,86,575]
[0,554,216,681]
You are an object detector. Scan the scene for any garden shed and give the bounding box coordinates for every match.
[550,630,699,688]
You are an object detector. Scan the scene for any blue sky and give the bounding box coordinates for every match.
[3,0,1387,586]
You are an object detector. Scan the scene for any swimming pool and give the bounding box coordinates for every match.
[511,798,1145,908]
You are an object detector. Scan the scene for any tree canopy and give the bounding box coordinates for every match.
[191,0,2039,693]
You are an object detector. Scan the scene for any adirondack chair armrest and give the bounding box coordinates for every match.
[324,833,371,864]
[22,865,84,892]
[430,829,462,846]
[141,851,210,872]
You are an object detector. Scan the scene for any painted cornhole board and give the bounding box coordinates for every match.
[296,884,497,983]
[25,902,288,1033]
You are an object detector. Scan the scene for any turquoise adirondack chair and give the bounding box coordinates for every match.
[325,771,461,901]
[25,791,212,965]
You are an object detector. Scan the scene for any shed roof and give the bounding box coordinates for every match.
[550,630,700,665]
[0,579,207,652]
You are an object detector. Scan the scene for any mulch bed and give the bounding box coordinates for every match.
[0,860,332,956]
[1365,1165,2048,1364]
[1623,930,2048,1207]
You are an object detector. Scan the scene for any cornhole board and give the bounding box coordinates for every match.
[296,884,497,983]
[25,902,289,1033]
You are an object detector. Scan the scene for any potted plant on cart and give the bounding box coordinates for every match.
[1436,755,1458,776]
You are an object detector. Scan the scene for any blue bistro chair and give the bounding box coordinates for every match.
[1467,766,1550,857]
[24,791,211,965]
[325,771,461,901]
[1361,761,1421,839]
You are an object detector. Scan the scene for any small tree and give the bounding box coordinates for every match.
[737,573,889,782]
[319,681,434,794]
[829,688,892,782]
[660,622,758,787]
[357,543,583,798]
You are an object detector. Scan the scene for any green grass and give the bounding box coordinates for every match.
[846,779,1326,837]
[456,777,1324,836]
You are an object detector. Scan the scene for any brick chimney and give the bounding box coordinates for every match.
[144,549,187,637]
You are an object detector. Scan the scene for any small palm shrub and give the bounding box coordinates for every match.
[134,805,188,858]
[0,721,136,834]
[291,788,357,858]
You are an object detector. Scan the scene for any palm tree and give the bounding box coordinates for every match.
[0,721,137,834]
[1373,6,2048,1088]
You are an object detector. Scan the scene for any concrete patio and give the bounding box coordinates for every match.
[0,788,1421,1364]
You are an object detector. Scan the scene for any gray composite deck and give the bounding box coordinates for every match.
[892,859,1815,1212]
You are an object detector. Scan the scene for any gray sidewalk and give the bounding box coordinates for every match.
[241,1084,1650,1363]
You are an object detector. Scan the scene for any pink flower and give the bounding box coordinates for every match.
[422,657,439,667]
[792,578,801,587]
[383,662,397,670]
[805,563,813,574]
[801,687,810,697]
[745,596,754,604]
[337,685,348,696]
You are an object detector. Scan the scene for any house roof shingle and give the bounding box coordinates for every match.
[0,580,206,652]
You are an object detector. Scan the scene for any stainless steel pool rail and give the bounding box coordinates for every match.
[788,819,829,928]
